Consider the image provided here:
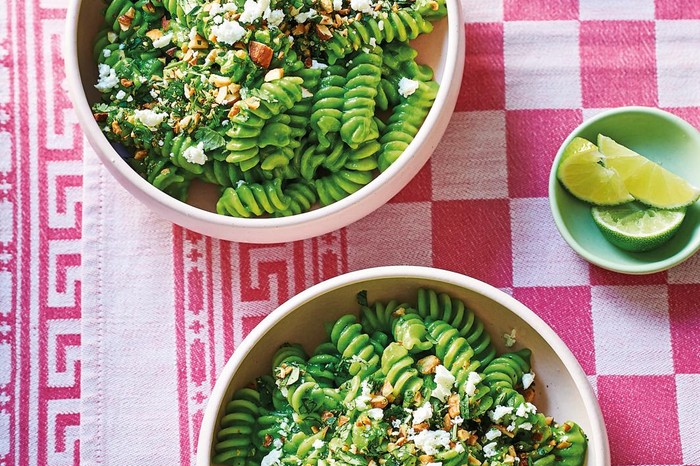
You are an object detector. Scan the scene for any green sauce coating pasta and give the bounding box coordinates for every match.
[212,288,589,465]
[92,0,446,217]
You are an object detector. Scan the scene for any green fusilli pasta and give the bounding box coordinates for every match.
[212,289,589,465]
[92,0,446,218]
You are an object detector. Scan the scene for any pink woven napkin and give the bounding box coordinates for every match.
[75,2,700,466]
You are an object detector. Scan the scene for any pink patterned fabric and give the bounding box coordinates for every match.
[3,0,700,465]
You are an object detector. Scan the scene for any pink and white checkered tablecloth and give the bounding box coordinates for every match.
[3,0,700,465]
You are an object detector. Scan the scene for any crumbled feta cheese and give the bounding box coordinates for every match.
[263,8,285,27]
[464,371,482,397]
[152,33,173,48]
[209,3,223,16]
[560,435,569,443]
[311,60,328,69]
[188,27,198,42]
[350,0,373,13]
[431,365,456,402]
[507,422,516,432]
[483,441,499,458]
[213,15,224,24]
[455,443,465,453]
[182,142,207,165]
[333,0,343,9]
[452,416,464,425]
[369,37,377,47]
[260,447,282,466]
[223,2,238,11]
[391,419,402,428]
[150,89,159,99]
[126,95,133,102]
[236,179,246,188]
[409,429,451,455]
[312,439,324,449]
[426,463,442,466]
[515,402,537,418]
[134,109,167,129]
[398,77,420,98]
[294,8,317,23]
[520,422,533,431]
[95,64,119,92]
[490,405,514,422]
[239,0,270,23]
[485,428,502,441]
[102,49,111,57]
[367,408,383,420]
[522,372,535,390]
[212,19,246,45]
[378,20,384,30]
[412,402,433,425]
[115,90,126,100]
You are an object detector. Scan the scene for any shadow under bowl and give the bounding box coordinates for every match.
[549,106,700,274]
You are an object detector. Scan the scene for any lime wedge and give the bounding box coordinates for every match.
[592,202,686,252]
[557,137,634,205]
[598,135,700,209]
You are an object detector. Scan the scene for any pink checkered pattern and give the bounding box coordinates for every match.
[3,1,700,465]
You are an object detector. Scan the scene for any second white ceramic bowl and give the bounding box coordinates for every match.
[197,266,610,466]
[65,1,465,243]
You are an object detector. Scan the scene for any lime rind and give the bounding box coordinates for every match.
[591,203,686,252]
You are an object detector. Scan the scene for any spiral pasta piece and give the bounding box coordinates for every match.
[380,342,424,402]
[391,313,433,353]
[416,288,497,367]
[340,49,382,148]
[128,155,192,202]
[329,314,380,377]
[216,178,291,218]
[360,299,410,335]
[481,349,532,393]
[310,66,348,149]
[211,388,260,465]
[315,140,379,206]
[378,79,438,172]
[427,319,480,386]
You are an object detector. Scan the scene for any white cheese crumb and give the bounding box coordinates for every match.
[134,109,167,129]
[369,37,377,47]
[350,0,374,13]
[333,0,343,9]
[126,95,133,102]
[102,49,111,57]
[490,405,514,422]
[398,77,420,98]
[212,19,246,45]
[152,33,173,48]
[367,408,384,420]
[412,402,433,425]
[455,443,465,453]
[426,463,442,466]
[312,439,324,449]
[464,371,482,397]
[522,372,535,390]
[239,0,270,23]
[311,60,328,69]
[520,422,533,431]
[182,142,207,165]
[378,20,384,30]
[452,416,464,425]
[485,428,502,441]
[114,90,126,100]
[95,64,119,92]
[431,365,456,402]
[263,8,285,27]
[294,8,317,23]
[409,429,451,455]
[515,402,537,418]
[260,447,282,466]
[391,419,401,428]
[483,441,499,458]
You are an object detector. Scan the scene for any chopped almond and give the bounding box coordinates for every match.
[316,24,333,40]
[249,41,273,68]
[264,68,284,82]
[189,33,209,50]
[146,29,163,41]
[134,149,148,160]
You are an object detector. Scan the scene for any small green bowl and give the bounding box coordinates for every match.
[549,107,700,275]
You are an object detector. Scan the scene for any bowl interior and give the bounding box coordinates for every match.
[200,271,607,466]
[75,0,451,215]
[550,107,700,274]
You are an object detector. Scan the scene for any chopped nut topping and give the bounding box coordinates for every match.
[120,78,133,88]
[264,68,284,82]
[417,355,441,374]
[316,24,333,40]
[189,33,209,50]
[93,112,108,122]
[134,149,148,160]
[370,396,388,409]
[249,41,273,68]
[146,29,163,41]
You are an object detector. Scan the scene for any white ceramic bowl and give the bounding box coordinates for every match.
[197,266,610,466]
[64,1,464,243]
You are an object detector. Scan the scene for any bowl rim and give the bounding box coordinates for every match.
[195,265,611,466]
[548,105,700,275]
[64,0,465,242]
